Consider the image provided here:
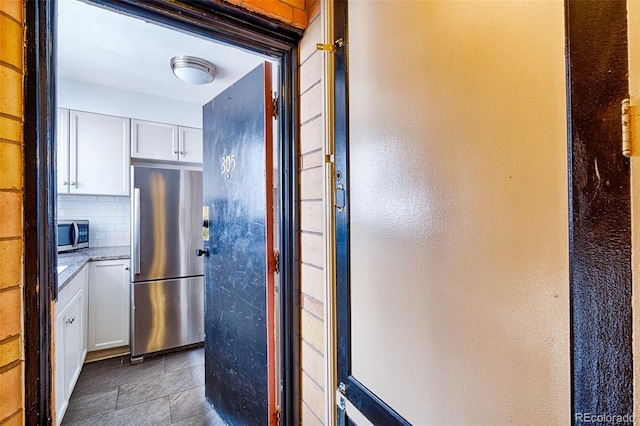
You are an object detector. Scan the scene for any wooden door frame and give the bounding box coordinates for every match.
[23,1,301,424]
[565,0,632,421]
[333,0,633,423]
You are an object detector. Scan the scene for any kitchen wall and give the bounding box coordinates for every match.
[58,78,202,128]
[57,195,131,247]
[0,1,24,425]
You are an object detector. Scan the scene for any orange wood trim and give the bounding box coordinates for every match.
[263,61,277,425]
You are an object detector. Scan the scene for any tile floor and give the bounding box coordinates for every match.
[62,347,227,425]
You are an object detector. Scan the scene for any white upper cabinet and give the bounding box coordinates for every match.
[131,119,178,161]
[58,109,131,196]
[178,126,203,163]
[131,118,202,163]
[70,111,131,196]
[57,108,70,193]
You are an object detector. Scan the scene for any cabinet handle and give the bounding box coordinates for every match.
[70,181,76,186]
[65,316,75,324]
[63,181,68,186]
[180,151,185,157]
[125,267,129,271]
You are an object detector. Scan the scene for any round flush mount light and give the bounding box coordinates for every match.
[170,55,217,85]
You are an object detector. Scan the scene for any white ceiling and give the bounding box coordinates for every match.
[57,0,270,105]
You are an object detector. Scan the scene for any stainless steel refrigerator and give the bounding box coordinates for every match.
[130,164,203,362]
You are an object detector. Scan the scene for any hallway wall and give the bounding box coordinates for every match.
[297,2,325,424]
[0,1,24,424]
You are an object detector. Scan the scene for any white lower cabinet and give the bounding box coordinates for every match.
[88,259,130,351]
[54,265,88,426]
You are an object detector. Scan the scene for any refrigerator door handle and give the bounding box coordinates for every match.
[133,188,141,276]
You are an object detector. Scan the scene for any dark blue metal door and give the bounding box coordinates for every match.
[201,63,276,426]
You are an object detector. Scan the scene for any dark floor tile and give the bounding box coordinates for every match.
[171,408,228,426]
[169,385,212,423]
[74,356,165,394]
[164,347,204,373]
[72,356,127,387]
[117,363,205,410]
[82,355,127,371]
[61,388,118,424]
[64,396,172,426]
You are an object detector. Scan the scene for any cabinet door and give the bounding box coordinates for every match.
[131,119,178,161]
[54,313,67,424]
[88,260,130,351]
[54,265,87,425]
[178,127,203,163]
[64,290,84,398]
[69,111,131,196]
[57,108,70,194]
[76,265,89,360]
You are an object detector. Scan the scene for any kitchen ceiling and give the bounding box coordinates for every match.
[57,0,269,105]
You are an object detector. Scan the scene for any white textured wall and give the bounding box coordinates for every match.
[57,194,130,247]
[347,1,569,424]
[57,77,202,128]
[298,11,327,426]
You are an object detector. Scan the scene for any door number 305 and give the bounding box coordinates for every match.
[221,154,236,178]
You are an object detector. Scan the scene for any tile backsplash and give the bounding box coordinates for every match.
[57,194,130,247]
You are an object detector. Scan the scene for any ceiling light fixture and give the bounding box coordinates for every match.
[170,55,216,85]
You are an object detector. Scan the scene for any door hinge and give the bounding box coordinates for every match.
[275,408,281,426]
[272,93,279,120]
[622,98,632,157]
[274,251,280,274]
[337,382,347,426]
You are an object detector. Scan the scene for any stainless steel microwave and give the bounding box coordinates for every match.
[57,220,89,252]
